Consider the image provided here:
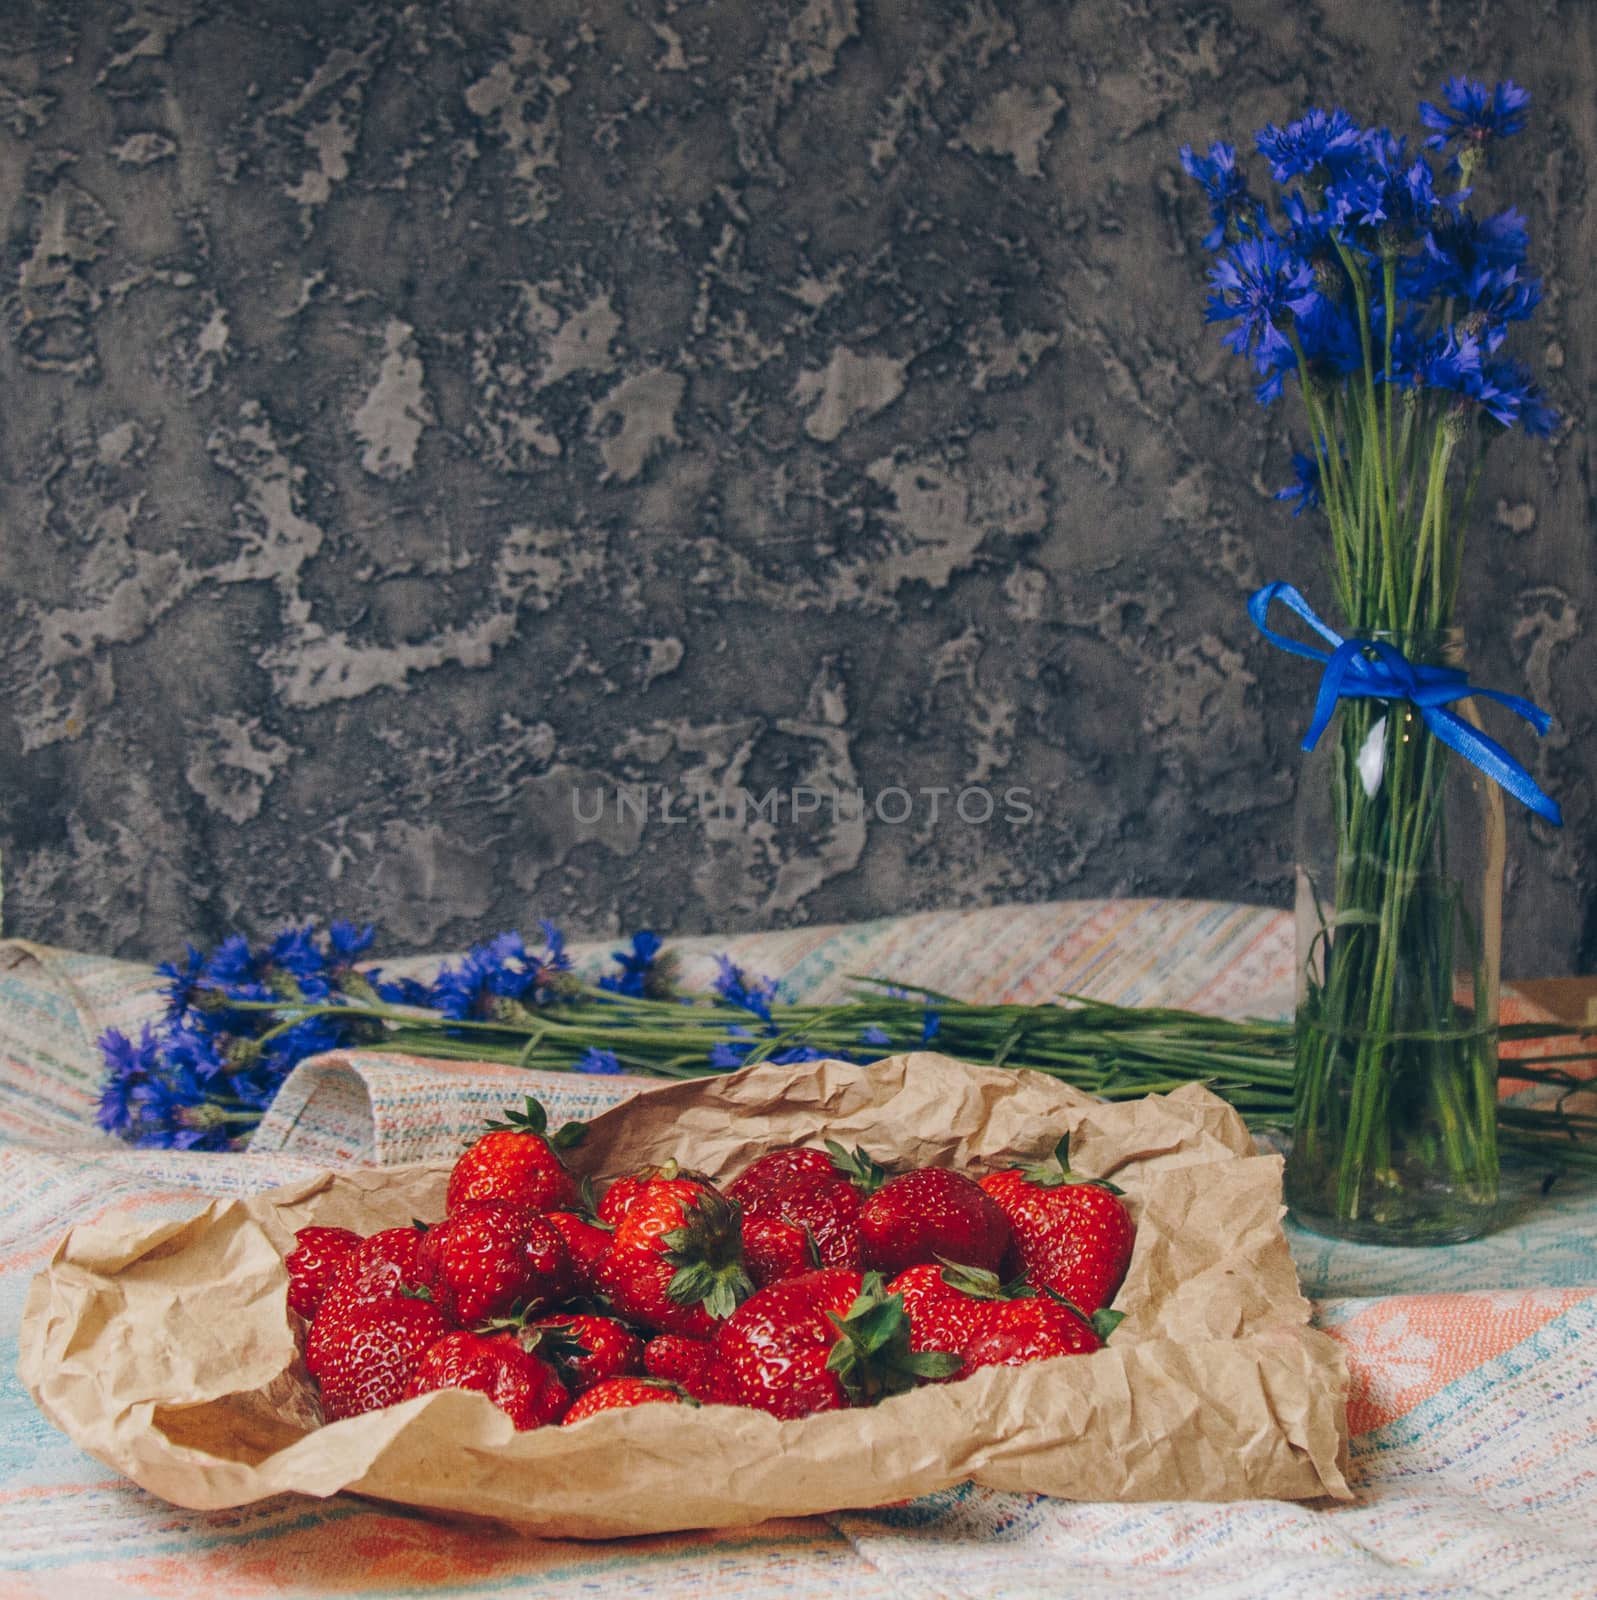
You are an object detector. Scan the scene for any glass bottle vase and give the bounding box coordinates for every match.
[1286,629,1506,1245]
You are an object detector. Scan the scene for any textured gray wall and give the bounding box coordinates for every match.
[1,1,1591,975]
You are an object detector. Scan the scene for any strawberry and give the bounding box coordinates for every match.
[712,1267,959,1420]
[561,1376,692,1424]
[544,1209,613,1292]
[858,1167,1012,1277]
[312,1291,453,1421]
[447,1096,585,1215]
[597,1172,649,1227]
[886,1261,1015,1364]
[725,1144,870,1206]
[525,1313,644,1394]
[594,1174,752,1338]
[403,1329,570,1429]
[742,1212,820,1288]
[978,1134,1136,1316]
[955,1294,1102,1378]
[307,1227,430,1366]
[285,1225,360,1319]
[641,1333,739,1403]
[414,1200,574,1323]
[727,1140,880,1270]
[597,1160,716,1227]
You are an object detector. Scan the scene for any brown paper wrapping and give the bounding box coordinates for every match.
[18,1054,1351,1536]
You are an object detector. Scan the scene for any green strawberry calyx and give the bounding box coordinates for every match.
[825,1271,962,1401]
[823,1139,888,1195]
[483,1095,588,1151]
[931,1257,1032,1301]
[1018,1132,1125,1196]
[662,1190,755,1320]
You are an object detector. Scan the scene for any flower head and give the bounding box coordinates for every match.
[858,1024,892,1047]
[711,956,780,1023]
[1180,140,1253,249]
[155,945,207,1020]
[1206,232,1319,378]
[430,926,570,1020]
[574,1047,623,1075]
[97,1024,162,1134]
[1420,77,1530,167]
[326,921,377,970]
[1275,451,1325,517]
[1254,108,1364,184]
[599,930,666,999]
[1325,131,1448,241]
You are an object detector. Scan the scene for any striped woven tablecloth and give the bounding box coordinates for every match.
[4,902,1595,1599]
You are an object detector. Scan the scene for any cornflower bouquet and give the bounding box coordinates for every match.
[96,918,1597,1176]
[1183,76,1564,1240]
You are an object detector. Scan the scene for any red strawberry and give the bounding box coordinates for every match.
[545,1209,613,1292]
[955,1295,1102,1378]
[725,1145,860,1206]
[642,1334,730,1403]
[597,1160,716,1227]
[597,1172,649,1227]
[728,1140,880,1270]
[307,1228,430,1365]
[285,1225,360,1319]
[312,1292,454,1421]
[978,1135,1136,1316]
[414,1200,574,1323]
[403,1329,570,1429]
[742,1212,820,1288]
[858,1167,1012,1277]
[561,1376,692,1424]
[447,1097,584,1215]
[712,1267,959,1420]
[525,1313,644,1395]
[594,1175,752,1338]
[886,1261,1012,1364]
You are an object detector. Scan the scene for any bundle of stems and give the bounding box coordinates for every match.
[227,985,1597,1173]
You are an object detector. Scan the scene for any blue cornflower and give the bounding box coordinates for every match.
[1404,209,1534,312]
[1275,452,1325,517]
[430,927,568,1020]
[1420,77,1530,164]
[1179,141,1253,249]
[1205,233,1318,378]
[769,1045,834,1065]
[709,1036,755,1070]
[260,1014,346,1073]
[599,931,663,999]
[859,1024,892,1047]
[161,1022,231,1084]
[203,933,261,989]
[97,1024,162,1135]
[539,918,572,977]
[575,1047,623,1075]
[155,945,207,1020]
[371,971,434,1006]
[1279,190,1338,257]
[125,1057,217,1150]
[326,921,377,969]
[921,1011,942,1046]
[1254,108,1364,184]
[711,956,780,1023]
[1325,132,1447,238]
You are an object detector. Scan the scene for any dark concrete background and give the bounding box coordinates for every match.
[1,1,1590,975]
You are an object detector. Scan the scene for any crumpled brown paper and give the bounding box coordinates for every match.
[18,1053,1351,1536]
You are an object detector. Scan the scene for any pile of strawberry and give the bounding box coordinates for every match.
[287,1098,1135,1429]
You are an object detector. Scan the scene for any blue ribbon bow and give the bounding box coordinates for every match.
[1248,582,1562,825]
